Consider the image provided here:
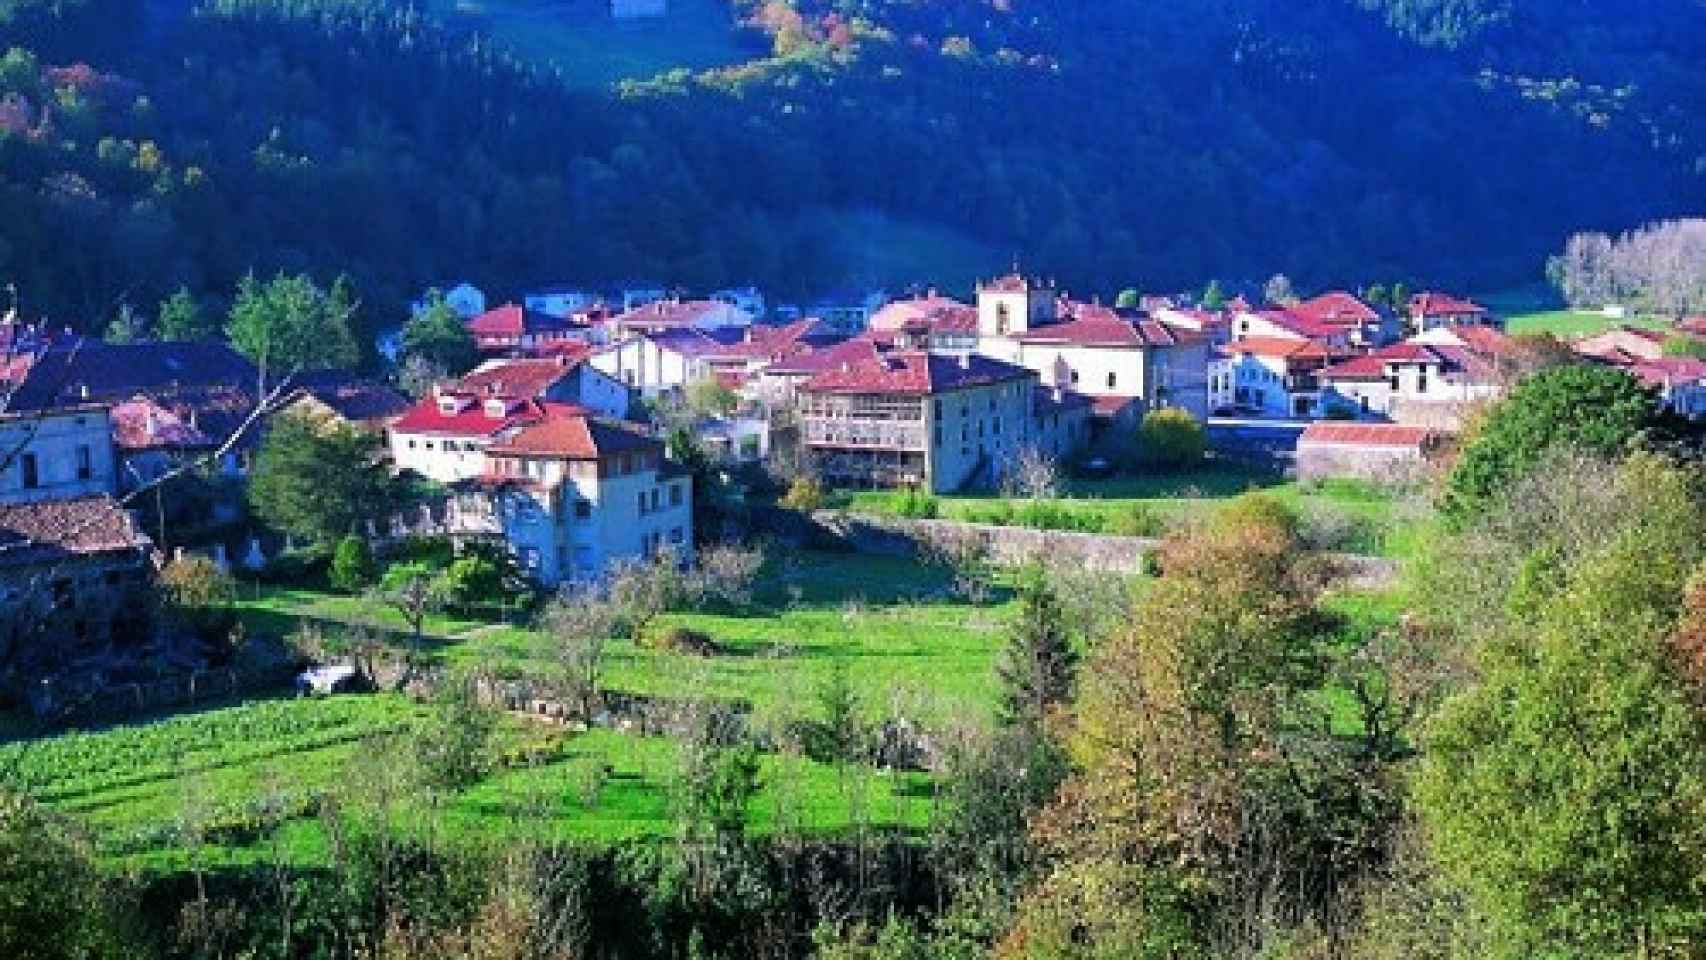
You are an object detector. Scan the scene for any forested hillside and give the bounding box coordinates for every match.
[1,0,1702,335]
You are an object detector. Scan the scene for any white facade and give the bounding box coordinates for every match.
[712,286,766,320]
[0,406,117,505]
[589,337,701,397]
[452,450,692,586]
[1229,353,1309,418]
[524,288,598,318]
[981,338,1212,422]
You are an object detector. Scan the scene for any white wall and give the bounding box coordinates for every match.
[589,338,698,397]
[0,407,117,505]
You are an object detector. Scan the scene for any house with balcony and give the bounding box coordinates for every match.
[796,350,1088,493]
[1222,337,1336,418]
[1318,327,1508,428]
[445,410,692,585]
[1407,292,1497,334]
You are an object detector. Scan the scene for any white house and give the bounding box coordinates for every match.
[0,404,117,505]
[389,357,631,483]
[447,412,692,586]
[590,330,727,398]
[411,282,486,319]
[1318,327,1508,428]
[711,285,766,320]
[1221,337,1335,418]
[523,287,600,319]
[608,299,753,338]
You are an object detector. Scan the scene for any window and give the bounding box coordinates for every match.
[1416,371,1429,393]
[424,442,436,451]
[669,483,683,507]
[670,527,684,545]
[1069,370,1080,385]
[20,453,37,489]
[637,491,648,514]
[408,439,417,449]
[1106,372,1117,389]
[649,489,661,512]
[574,499,592,520]
[995,302,1011,335]
[75,445,91,480]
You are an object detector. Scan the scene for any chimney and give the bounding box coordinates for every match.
[1052,385,1064,404]
[958,352,970,370]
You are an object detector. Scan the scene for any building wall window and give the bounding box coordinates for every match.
[21,453,37,489]
[76,445,91,480]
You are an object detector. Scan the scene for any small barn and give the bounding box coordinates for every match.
[1295,422,1445,486]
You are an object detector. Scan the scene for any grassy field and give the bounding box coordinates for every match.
[4,552,997,869]
[1479,286,1673,338]
[834,467,1429,558]
[427,0,762,87]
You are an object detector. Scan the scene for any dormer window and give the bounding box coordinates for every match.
[438,395,459,415]
[484,398,508,419]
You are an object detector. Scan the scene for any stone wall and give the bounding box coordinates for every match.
[752,506,1396,587]
[790,509,1159,574]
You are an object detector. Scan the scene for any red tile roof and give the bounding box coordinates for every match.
[869,295,976,332]
[1409,292,1487,318]
[1230,336,1332,361]
[466,303,579,340]
[1292,292,1381,328]
[455,358,580,399]
[1251,308,1341,340]
[487,410,658,460]
[613,299,732,330]
[1300,423,1439,449]
[802,351,1032,396]
[390,396,549,438]
[0,495,153,568]
[1088,394,1142,418]
[1013,302,1197,348]
[1317,355,1389,381]
[980,273,1036,293]
[111,396,214,451]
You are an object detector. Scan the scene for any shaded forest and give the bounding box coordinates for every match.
[0,0,1702,338]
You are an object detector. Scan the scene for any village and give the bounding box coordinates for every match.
[3,268,1705,703]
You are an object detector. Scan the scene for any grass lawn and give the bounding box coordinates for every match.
[427,0,763,87]
[1479,286,1675,338]
[835,465,1428,558]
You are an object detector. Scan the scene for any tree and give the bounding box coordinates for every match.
[543,585,618,722]
[1199,280,1226,310]
[248,413,397,546]
[779,476,825,511]
[1011,499,1367,957]
[684,376,739,418]
[156,285,215,341]
[1415,454,1706,957]
[413,672,497,792]
[158,553,237,648]
[1441,365,1659,521]
[1114,288,1142,310]
[1263,273,1296,305]
[400,292,477,375]
[808,657,866,766]
[0,790,136,959]
[1001,445,1060,500]
[329,535,377,593]
[102,301,146,344]
[226,271,360,390]
[1137,407,1206,468]
[995,564,1076,729]
[376,561,444,656]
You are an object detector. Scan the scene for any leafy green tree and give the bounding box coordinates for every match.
[1441,365,1658,521]
[329,534,377,593]
[0,791,137,960]
[1137,407,1206,468]
[226,271,360,389]
[684,376,739,418]
[1662,334,1706,359]
[400,292,477,374]
[1415,455,1706,957]
[101,302,147,344]
[995,564,1076,729]
[809,657,866,765]
[1199,280,1226,310]
[376,560,446,656]
[413,672,496,792]
[248,413,396,546]
[1114,288,1142,310]
[155,285,215,341]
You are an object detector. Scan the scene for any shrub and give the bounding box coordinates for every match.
[1138,407,1207,468]
[1108,502,1165,538]
[779,476,826,511]
[963,501,1016,526]
[159,554,237,645]
[1213,492,1301,543]
[1013,500,1103,533]
[329,535,376,593]
[890,487,939,519]
[648,625,719,656]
